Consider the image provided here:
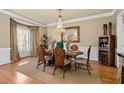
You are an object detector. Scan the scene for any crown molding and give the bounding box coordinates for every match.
[0,9,46,27]
[111,9,117,15]
[47,9,117,27]
[0,9,117,27]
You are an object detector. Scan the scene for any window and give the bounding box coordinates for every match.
[17,25,31,57]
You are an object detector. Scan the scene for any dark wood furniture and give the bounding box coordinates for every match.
[98,35,115,66]
[75,45,92,75]
[36,45,52,71]
[70,44,79,51]
[66,44,80,60]
[52,47,71,78]
[65,50,83,60]
[41,44,48,49]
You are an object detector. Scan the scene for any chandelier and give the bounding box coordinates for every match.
[55,9,65,34]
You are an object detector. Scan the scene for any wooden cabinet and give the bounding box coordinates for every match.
[98,35,115,66]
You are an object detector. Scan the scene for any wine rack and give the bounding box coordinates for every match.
[98,35,115,66]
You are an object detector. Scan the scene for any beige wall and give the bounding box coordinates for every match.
[0,11,119,48]
[47,16,116,47]
[0,13,10,48]
[0,12,47,47]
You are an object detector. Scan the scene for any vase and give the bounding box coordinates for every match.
[65,42,70,51]
[108,22,112,35]
[103,24,107,36]
[56,41,64,48]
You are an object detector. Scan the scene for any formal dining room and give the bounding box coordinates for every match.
[0,9,124,84]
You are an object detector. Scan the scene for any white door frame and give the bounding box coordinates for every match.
[116,10,124,68]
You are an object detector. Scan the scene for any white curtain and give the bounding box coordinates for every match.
[16,23,39,57]
[17,24,31,57]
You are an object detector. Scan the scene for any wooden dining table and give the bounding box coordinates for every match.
[45,49,84,64]
[46,49,83,57]
[65,50,84,62]
[65,50,84,57]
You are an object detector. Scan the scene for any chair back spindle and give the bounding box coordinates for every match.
[71,44,79,51]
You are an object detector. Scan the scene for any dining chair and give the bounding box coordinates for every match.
[70,44,79,51]
[75,45,92,75]
[36,45,52,71]
[52,47,71,78]
[67,44,79,60]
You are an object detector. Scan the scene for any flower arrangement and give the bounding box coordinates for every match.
[48,38,56,49]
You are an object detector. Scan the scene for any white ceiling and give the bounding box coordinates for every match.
[9,9,113,25]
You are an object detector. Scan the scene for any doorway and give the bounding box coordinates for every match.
[117,10,124,68]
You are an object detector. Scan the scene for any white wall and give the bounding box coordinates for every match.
[119,22,124,51]
[0,48,10,65]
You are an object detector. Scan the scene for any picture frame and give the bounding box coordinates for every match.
[63,26,80,43]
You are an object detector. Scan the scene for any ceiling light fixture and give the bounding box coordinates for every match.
[55,9,65,34]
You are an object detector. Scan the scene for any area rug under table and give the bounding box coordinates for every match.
[17,61,101,84]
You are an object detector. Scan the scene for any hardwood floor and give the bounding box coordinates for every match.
[0,57,44,84]
[98,63,119,84]
[0,57,119,84]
